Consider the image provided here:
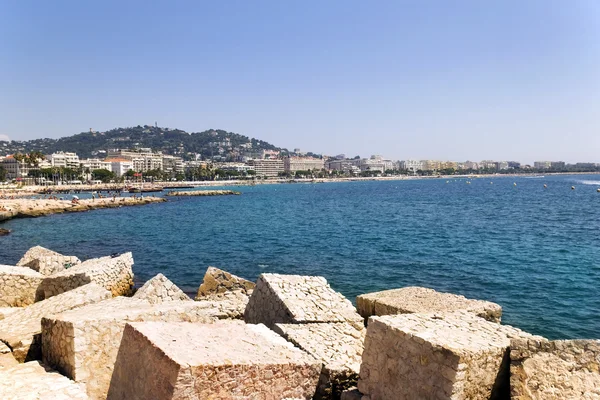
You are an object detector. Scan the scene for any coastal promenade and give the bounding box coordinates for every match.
[0,197,165,223]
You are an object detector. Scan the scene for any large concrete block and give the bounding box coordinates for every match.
[0,283,111,362]
[510,338,600,399]
[195,266,255,299]
[37,252,134,299]
[245,274,363,330]
[41,297,236,400]
[356,286,502,323]
[0,361,88,399]
[0,265,44,307]
[107,321,322,400]
[357,311,542,400]
[132,273,191,304]
[274,322,366,399]
[17,245,81,276]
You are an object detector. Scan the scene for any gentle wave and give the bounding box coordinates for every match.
[576,180,600,185]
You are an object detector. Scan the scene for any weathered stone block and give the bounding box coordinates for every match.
[510,338,600,399]
[0,265,44,307]
[42,297,238,400]
[107,321,322,400]
[356,286,502,323]
[358,311,542,400]
[132,273,191,304]
[195,266,255,299]
[274,322,366,399]
[37,252,134,299]
[17,245,81,276]
[245,274,363,330]
[0,361,88,399]
[0,283,111,362]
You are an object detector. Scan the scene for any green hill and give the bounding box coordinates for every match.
[1,125,282,161]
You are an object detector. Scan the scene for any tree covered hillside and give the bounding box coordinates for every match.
[1,125,281,160]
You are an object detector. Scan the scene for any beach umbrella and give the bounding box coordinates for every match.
[72,195,79,200]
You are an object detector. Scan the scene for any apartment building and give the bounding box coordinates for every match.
[283,157,325,173]
[247,159,284,177]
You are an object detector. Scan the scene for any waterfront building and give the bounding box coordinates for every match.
[496,161,509,170]
[359,158,386,173]
[215,162,253,173]
[80,158,112,172]
[479,160,498,170]
[399,160,423,172]
[533,161,552,169]
[162,155,184,175]
[107,149,164,173]
[283,157,325,173]
[507,161,521,169]
[104,158,134,177]
[420,160,441,171]
[2,155,28,179]
[551,161,566,169]
[326,159,360,174]
[46,152,80,169]
[247,159,284,177]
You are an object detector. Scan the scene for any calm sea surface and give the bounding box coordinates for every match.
[1,174,599,340]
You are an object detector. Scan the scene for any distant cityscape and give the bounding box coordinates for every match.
[1,125,599,183]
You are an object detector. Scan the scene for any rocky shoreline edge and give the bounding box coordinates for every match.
[0,197,165,224]
[0,246,598,399]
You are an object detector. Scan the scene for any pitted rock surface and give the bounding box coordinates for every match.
[274,322,366,399]
[0,283,111,362]
[195,266,255,298]
[107,321,321,400]
[244,274,364,330]
[42,297,237,400]
[510,338,600,400]
[132,273,191,304]
[17,246,81,276]
[358,311,543,400]
[356,286,502,323]
[0,361,88,399]
[38,252,134,299]
[0,265,44,307]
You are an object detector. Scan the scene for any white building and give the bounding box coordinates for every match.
[162,155,184,175]
[104,158,134,177]
[399,160,423,172]
[80,158,112,172]
[46,152,80,169]
[247,159,284,177]
[534,161,552,169]
[283,157,325,173]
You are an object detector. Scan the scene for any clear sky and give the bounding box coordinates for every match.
[1,1,599,163]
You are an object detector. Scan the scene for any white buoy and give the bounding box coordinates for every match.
[544,184,547,188]
[571,186,575,190]
[514,182,517,186]
[597,188,600,192]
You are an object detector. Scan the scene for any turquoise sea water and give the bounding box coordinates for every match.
[1,175,599,340]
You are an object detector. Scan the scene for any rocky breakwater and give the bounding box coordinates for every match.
[0,196,165,223]
[1,246,599,400]
[165,189,240,196]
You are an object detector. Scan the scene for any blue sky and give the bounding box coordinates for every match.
[1,1,599,163]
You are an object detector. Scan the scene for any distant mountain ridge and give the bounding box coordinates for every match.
[1,125,282,160]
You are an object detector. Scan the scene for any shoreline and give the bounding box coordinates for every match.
[0,197,165,224]
[1,171,598,193]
